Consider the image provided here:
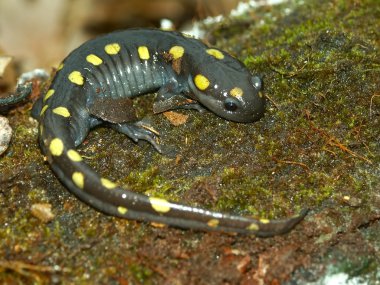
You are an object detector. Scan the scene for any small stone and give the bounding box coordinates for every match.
[0,116,12,155]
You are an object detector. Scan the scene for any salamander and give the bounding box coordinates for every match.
[33,28,307,236]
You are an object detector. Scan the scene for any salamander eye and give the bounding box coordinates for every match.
[224,99,238,111]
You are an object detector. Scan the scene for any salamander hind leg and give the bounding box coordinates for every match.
[88,96,161,150]
[111,121,162,153]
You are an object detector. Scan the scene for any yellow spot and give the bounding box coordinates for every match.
[40,105,49,116]
[258,91,264,98]
[68,71,84,85]
[72,172,84,189]
[230,87,244,98]
[194,74,210,91]
[57,63,64,71]
[53,107,71,118]
[105,43,121,55]
[67,149,82,162]
[149,197,171,213]
[169,46,185,60]
[138,46,150,60]
[206,48,224,59]
[343,195,350,201]
[44,89,55,102]
[117,206,128,215]
[49,138,64,156]
[101,178,117,189]
[246,223,259,231]
[260,218,270,224]
[86,54,103,66]
[207,219,219,228]
[39,125,43,135]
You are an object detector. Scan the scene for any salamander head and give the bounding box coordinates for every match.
[187,50,265,123]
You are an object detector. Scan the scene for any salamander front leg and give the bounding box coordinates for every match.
[153,80,206,114]
[111,122,161,153]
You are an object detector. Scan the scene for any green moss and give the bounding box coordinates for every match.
[128,264,153,284]
[124,166,175,197]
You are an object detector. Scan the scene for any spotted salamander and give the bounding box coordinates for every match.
[33,28,307,236]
